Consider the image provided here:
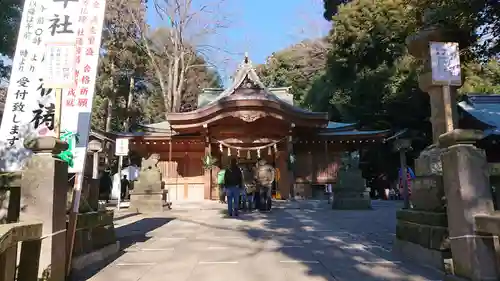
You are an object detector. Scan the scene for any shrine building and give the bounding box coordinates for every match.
[121,55,391,201]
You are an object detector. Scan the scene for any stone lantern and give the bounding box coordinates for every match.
[394,8,498,280]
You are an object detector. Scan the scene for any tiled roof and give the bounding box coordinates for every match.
[458,94,500,136]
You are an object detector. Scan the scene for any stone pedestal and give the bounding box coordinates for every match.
[440,134,498,280]
[129,154,164,213]
[20,137,69,280]
[332,152,371,210]
[394,146,450,271]
[69,210,116,257]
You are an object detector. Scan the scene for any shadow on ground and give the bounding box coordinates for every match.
[72,200,443,281]
[71,217,174,281]
[188,200,443,281]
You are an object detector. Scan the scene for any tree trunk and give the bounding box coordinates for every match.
[123,76,135,131]
[105,98,113,132]
[105,63,116,132]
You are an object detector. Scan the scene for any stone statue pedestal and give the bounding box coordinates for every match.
[129,155,165,213]
[394,146,451,272]
[332,152,371,210]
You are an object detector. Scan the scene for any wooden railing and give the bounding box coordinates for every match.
[0,221,43,281]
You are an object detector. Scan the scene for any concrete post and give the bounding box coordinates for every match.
[439,130,498,280]
[21,136,69,280]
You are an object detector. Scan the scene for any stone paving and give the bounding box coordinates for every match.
[73,200,445,281]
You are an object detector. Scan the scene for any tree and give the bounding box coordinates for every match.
[256,38,329,108]
[92,0,151,132]
[0,0,21,56]
[145,27,222,114]
[0,0,21,82]
[414,0,500,58]
[461,59,500,94]
[322,0,351,21]
[310,0,428,130]
[131,0,229,114]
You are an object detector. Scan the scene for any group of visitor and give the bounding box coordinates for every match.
[218,157,275,217]
[369,167,415,200]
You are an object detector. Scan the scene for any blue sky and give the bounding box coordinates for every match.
[146,0,330,84]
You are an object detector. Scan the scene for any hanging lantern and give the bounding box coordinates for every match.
[257,149,261,158]
[219,143,223,152]
[227,147,231,156]
[237,149,240,157]
[247,150,251,159]
[268,146,272,155]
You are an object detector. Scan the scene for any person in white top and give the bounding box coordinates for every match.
[325,183,333,204]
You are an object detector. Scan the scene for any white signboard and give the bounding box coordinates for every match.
[0,0,83,172]
[430,42,462,86]
[60,0,107,173]
[115,139,129,156]
[43,42,77,88]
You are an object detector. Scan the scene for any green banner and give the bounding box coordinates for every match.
[57,130,79,168]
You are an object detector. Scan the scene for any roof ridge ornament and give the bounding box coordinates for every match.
[244,51,249,63]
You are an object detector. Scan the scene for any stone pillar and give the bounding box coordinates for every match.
[21,137,69,280]
[439,130,498,280]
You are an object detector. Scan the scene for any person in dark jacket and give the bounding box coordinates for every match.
[224,158,243,217]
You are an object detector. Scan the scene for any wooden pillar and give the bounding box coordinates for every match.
[276,135,293,200]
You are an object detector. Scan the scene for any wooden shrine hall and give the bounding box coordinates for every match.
[121,55,391,202]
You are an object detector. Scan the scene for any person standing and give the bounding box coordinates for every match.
[224,158,243,217]
[121,175,130,200]
[325,183,333,204]
[254,158,275,211]
[99,170,112,202]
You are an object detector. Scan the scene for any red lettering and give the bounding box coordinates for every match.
[76,46,81,55]
[76,55,81,64]
[84,64,91,73]
[85,48,93,56]
[66,99,75,107]
[93,1,100,8]
[76,38,83,45]
[80,88,89,95]
[68,88,76,97]
[78,98,88,107]
[81,76,90,84]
